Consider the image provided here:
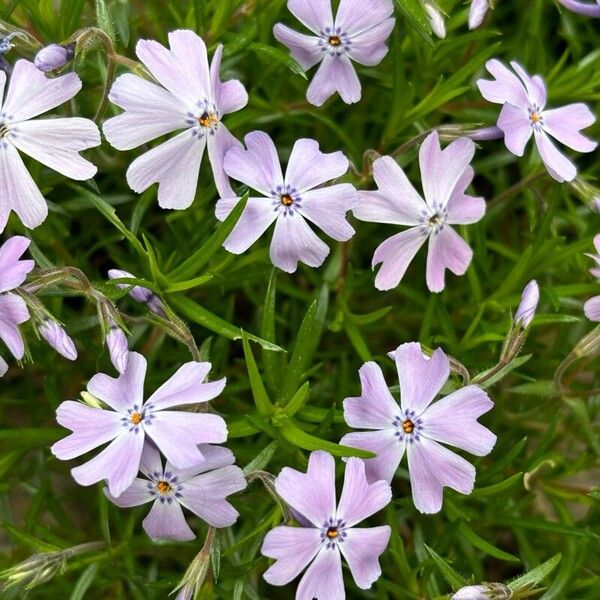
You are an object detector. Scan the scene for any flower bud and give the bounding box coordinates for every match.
[0,355,8,377]
[34,43,74,72]
[423,2,446,38]
[108,269,153,303]
[515,280,539,328]
[106,326,129,373]
[452,583,512,599]
[469,0,490,30]
[39,320,77,360]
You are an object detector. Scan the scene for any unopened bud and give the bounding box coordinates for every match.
[515,280,539,328]
[469,0,490,30]
[423,2,446,38]
[452,583,512,600]
[34,43,75,72]
[106,326,129,373]
[39,320,77,360]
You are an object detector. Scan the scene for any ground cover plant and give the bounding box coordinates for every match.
[0,0,598,598]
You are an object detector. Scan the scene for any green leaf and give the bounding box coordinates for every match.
[457,522,521,562]
[242,331,274,418]
[0,522,60,553]
[280,420,375,458]
[393,0,434,47]
[424,544,468,591]
[509,554,562,592]
[261,268,280,392]
[169,193,249,281]
[69,564,98,600]
[474,354,532,389]
[163,275,214,292]
[471,472,524,497]
[249,43,308,79]
[563,397,600,457]
[281,382,310,419]
[243,441,278,475]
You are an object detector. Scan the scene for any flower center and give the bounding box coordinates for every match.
[402,419,414,433]
[530,112,541,123]
[428,213,443,226]
[280,193,294,206]
[198,111,218,128]
[157,480,172,494]
[328,35,341,46]
[326,527,338,539]
[393,410,423,443]
[321,518,347,548]
[130,411,143,425]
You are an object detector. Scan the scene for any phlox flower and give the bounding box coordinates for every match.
[38,319,77,360]
[0,236,34,376]
[340,342,496,514]
[51,352,228,497]
[584,234,600,321]
[354,131,484,292]
[0,60,100,231]
[105,324,129,374]
[273,0,395,106]
[261,451,391,599]
[106,442,246,541]
[217,131,358,273]
[477,59,597,182]
[103,29,248,206]
[515,280,539,328]
[556,0,600,17]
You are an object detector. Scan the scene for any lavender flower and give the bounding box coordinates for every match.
[469,0,490,29]
[477,60,597,182]
[34,43,75,72]
[353,132,484,292]
[0,60,100,231]
[217,131,358,273]
[106,442,246,541]
[0,236,34,373]
[340,343,496,514]
[423,1,446,38]
[261,451,391,596]
[556,0,600,17]
[273,0,395,106]
[39,319,77,360]
[51,352,228,497]
[584,234,600,321]
[514,280,539,328]
[103,30,248,205]
[105,325,129,373]
[108,269,164,316]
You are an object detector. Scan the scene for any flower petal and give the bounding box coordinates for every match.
[426,225,473,293]
[0,143,48,230]
[3,60,81,121]
[339,526,391,589]
[261,526,322,586]
[422,386,496,456]
[0,236,34,293]
[207,123,242,198]
[275,450,336,527]
[269,212,330,273]
[0,356,7,377]
[146,412,227,469]
[335,0,394,36]
[445,167,486,225]
[298,184,357,242]
[407,436,476,513]
[307,54,361,106]
[0,294,29,359]
[139,440,164,477]
[51,401,123,460]
[126,129,205,209]
[285,138,349,193]
[297,547,344,600]
[210,44,249,115]
[339,430,403,484]
[104,478,153,508]
[497,103,533,157]
[477,59,529,109]
[343,362,399,429]
[217,196,278,254]
[223,130,283,195]
[372,227,427,291]
[542,103,597,153]
[87,351,146,413]
[584,295,600,321]
[273,24,323,71]
[336,458,391,527]
[71,429,145,498]
[347,18,395,66]
[148,361,225,410]
[419,132,476,209]
[143,498,195,542]
[103,74,187,150]
[533,129,577,183]
[510,61,546,109]
[288,0,334,34]
[167,30,211,101]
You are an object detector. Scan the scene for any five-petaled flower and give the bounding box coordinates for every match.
[217,131,358,273]
[0,60,100,231]
[584,234,600,321]
[273,0,395,106]
[51,352,228,497]
[106,442,246,541]
[477,59,597,182]
[261,451,391,598]
[340,342,497,514]
[103,29,248,207]
[353,131,484,292]
[0,236,34,376]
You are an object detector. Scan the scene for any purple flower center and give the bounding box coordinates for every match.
[272,184,302,216]
[186,100,220,139]
[198,111,218,129]
[147,470,183,504]
[528,104,544,129]
[121,403,154,432]
[321,517,347,549]
[393,409,423,443]
[318,27,352,56]
[419,203,448,236]
[0,113,15,148]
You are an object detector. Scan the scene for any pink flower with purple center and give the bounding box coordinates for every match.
[584,234,600,321]
[354,131,484,292]
[477,59,597,182]
[217,131,358,273]
[0,236,34,376]
[106,442,246,541]
[261,451,391,598]
[51,352,228,497]
[0,60,100,231]
[103,29,248,207]
[340,343,497,514]
[273,0,395,106]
